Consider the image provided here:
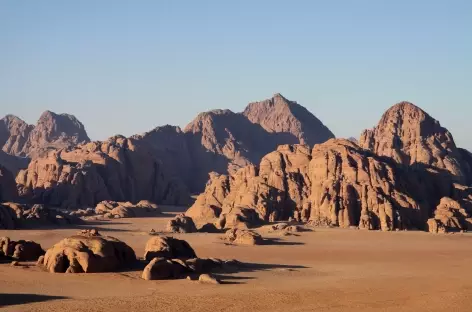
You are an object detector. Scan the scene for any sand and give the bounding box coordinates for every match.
[1,209,472,311]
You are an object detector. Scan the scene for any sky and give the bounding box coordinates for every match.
[1,0,471,148]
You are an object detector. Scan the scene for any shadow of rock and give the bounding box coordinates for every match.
[0,294,68,307]
[262,238,305,246]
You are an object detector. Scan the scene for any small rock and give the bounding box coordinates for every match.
[198,273,220,285]
[11,261,19,267]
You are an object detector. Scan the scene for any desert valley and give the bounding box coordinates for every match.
[1,94,472,311]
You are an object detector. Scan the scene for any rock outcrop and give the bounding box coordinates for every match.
[0,111,90,158]
[39,233,136,273]
[187,139,430,231]
[359,102,470,183]
[165,214,198,233]
[223,229,263,245]
[0,237,45,261]
[427,197,472,233]
[94,200,161,219]
[144,236,197,261]
[15,136,190,208]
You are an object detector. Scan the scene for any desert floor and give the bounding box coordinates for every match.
[1,208,472,312]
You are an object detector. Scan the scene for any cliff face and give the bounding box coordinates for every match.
[0,164,17,202]
[187,102,472,232]
[15,136,190,208]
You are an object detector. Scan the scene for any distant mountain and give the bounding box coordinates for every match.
[135,93,335,193]
[0,111,90,159]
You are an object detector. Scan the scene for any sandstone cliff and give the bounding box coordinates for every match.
[15,136,190,208]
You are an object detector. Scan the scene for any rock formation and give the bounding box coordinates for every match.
[187,139,434,231]
[0,237,45,261]
[39,233,136,273]
[0,111,90,158]
[135,93,334,193]
[165,214,198,233]
[0,202,78,229]
[242,93,334,146]
[359,102,470,183]
[187,101,472,232]
[427,197,472,233]
[15,135,190,208]
[223,228,263,245]
[144,236,197,261]
[94,200,161,219]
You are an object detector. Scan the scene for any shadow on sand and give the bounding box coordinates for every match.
[0,294,68,307]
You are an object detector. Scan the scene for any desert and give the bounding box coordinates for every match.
[2,2,471,311]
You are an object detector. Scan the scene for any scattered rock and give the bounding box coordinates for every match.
[144,236,197,261]
[0,202,80,229]
[198,273,220,285]
[10,261,19,267]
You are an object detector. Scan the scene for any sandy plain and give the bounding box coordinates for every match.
[1,207,472,312]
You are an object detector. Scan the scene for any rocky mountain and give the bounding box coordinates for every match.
[242,93,334,146]
[3,94,333,208]
[136,93,335,193]
[187,102,472,232]
[15,136,190,208]
[0,111,90,159]
[359,102,470,183]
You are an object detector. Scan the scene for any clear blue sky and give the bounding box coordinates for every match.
[1,1,471,148]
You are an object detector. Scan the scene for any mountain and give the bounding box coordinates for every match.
[0,111,90,158]
[242,93,334,146]
[135,93,335,193]
[187,101,472,233]
[359,101,471,183]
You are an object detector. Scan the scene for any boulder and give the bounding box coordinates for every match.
[166,214,197,233]
[144,236,197,261]
[142,257,188,280]
[40,233,136,273]
[223,229,263,246]
[0,237,45,261]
